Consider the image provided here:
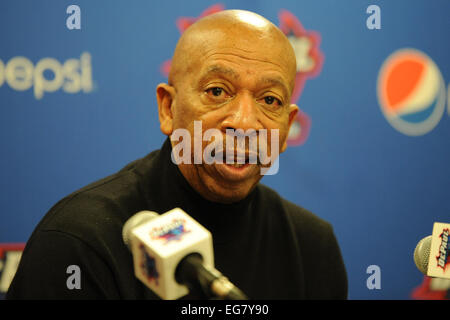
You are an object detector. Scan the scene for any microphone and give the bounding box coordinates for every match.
[413,222,450,279]
[414,236,432,275]
[122,208,248,300]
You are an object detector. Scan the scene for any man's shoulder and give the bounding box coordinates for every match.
[32,151,159,243]
[257,183,332,235]
[9,152,163,299]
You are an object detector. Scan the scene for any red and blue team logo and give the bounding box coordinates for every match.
[150,218,190,244]
[138,244,159,285]
[161,4,324,147]
[377,49,446,136]
[278,9,323,146]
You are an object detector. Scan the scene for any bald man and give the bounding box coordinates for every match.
[7,10,347,300]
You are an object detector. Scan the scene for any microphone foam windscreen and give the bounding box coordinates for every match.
[122,211,159,247]
[414,235,432,274]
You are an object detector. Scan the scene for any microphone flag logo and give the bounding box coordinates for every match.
[150,218,191,244]
[138,243,160,285]
[437,228,449,271]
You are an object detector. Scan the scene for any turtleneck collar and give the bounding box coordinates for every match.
[137,138,259,244]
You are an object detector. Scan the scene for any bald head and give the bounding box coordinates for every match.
[168,10,297,93]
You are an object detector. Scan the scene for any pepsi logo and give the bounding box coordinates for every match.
[377,48,447,136]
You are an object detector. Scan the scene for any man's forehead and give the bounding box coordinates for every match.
[180,12,291,60]
[170,10,296,88]
[204,64,240,79]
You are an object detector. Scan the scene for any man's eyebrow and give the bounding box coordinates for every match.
[260,77,290,98]
[202,65,240,80]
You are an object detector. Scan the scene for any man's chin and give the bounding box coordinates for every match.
[198,174,256,204]
[178,163,260,204]
[204,187,253,204]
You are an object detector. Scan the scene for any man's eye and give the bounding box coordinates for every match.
[264,96,282,106]
[207,87,224,97]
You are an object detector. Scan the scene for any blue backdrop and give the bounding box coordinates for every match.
[1,0,449,299]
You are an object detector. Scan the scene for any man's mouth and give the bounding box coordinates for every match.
[207,149,260,181]
[210,149,259,166]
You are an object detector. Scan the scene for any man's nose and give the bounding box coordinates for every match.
[220,92,263,132]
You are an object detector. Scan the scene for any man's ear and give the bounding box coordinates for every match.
[156,83,176,136]
[281,104,299,153]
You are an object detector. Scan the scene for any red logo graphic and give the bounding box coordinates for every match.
[278,10,324,104]
[160,5,324,146]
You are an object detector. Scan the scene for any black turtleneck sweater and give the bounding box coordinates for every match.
[6,139,347,300]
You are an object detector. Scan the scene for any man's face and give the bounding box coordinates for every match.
[158,16,298,203]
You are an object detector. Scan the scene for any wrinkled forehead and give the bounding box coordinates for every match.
[173,22,297,90]
[200,17,292,58]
